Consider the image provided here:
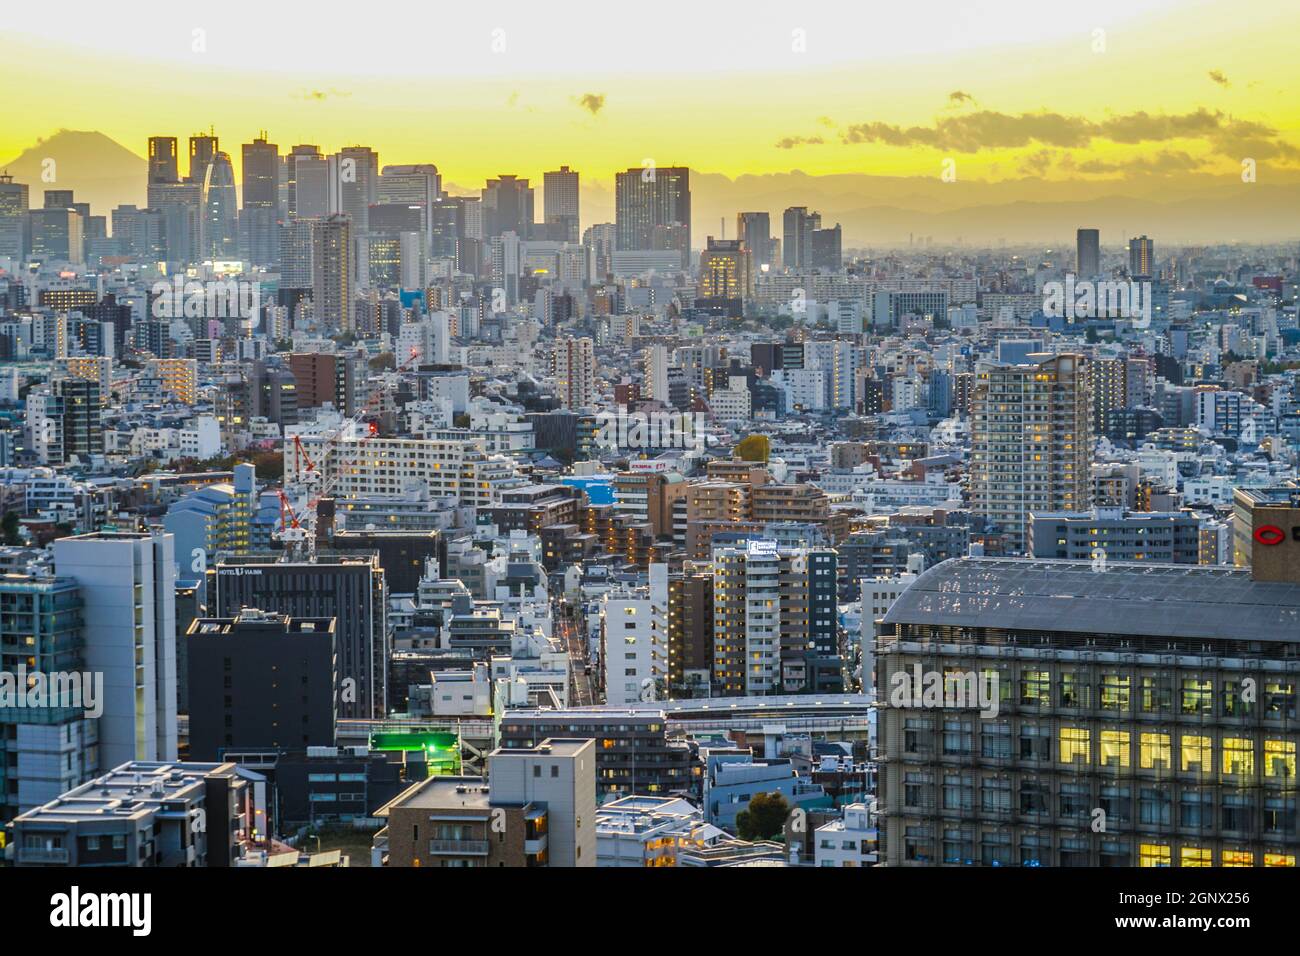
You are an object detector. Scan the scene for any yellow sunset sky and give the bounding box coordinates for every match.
[3,0,1298,193]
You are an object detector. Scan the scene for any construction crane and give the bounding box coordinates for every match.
[274,346,425,561]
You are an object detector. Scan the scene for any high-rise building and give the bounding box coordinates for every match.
[614,166,690,267]
[52,377,103,463]
[52,532,179,769]
[312,214,355,332]
[482,174,535,241]
[330,145,379,235]
[1129,235,1154,280]
[737,211,772,270]
[782,206,820,269]
[712,541,841,696]
[543,166,580,242]
[240,135,280,266]
[188,132,219,184]
[186,608,337,761]
[0,573,97,822]
[28,208,83,264]
[148,136,180,184]
[1076,227,1100,277]
[970,354,1092,552]
[200,150,238,260]
[698,237,753,300]
[211,552,388,719]
[552,336,596,409]
[286,145,329,220]
[877,556,1300,868]
[0,172,28,260]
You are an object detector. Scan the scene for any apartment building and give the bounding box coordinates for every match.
[970,354,1092,553]
[374,738,595,867]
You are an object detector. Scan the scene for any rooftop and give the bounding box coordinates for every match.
[882,557,1300,643]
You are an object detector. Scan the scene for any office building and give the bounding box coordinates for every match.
[543,166,580,242]
[186,609,337,761]
[1077,228,1100,277]
[614,166,690,267]
[1029,507,1204,564]
[877,556,1299,867]
[1129,235,1155,280]
[212,552,387,719]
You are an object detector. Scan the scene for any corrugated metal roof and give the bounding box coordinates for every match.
[882,557,1300,643]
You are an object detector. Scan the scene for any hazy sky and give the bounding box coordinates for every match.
[3,0,1298,190]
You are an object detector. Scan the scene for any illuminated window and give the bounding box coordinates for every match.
[1221,850,1253,867]
[1139,733,1171,770]
[1100,674,1130,710]
[1181,735,1212,773]
[1100,731,1130,768]
[1222,738,1254,776]
[1265,739,1296,779]
[1181,678,1213,715]
[1060,727,1091,765]
[1264,854,1296,868]
[1179,847,1211,867]
[1138,843,1171,867]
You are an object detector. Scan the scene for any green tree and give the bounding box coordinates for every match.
[1,510,21,545]
[735,791,790,841]
[734,434,771,463]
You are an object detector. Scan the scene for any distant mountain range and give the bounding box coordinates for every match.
[7,130,1298,248]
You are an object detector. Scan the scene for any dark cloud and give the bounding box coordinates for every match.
[1208,70,1230,87]
[775,135,826,149]
[1074,150,1207,174]
[577,93,606,115]
[841,107,1297,161]
[948,90,976,105]
[294,89,351,101]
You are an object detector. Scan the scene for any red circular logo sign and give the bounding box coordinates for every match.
[1254,525,1285,546]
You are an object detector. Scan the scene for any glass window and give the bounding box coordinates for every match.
[1264,739,1296,779]
[1181,735,1212,773]
[1139,843,1171,867]
[1100,730,1131,768]
[1179,846,1211,867]
[1059,727,1091,765]
[1222,738,1254,776]
[1139,732,1171,770]
[1100,674,1130,711]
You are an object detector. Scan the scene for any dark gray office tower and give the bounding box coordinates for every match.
[211,553,388,719]
[186,609,337,761]
[241,135,280,266]
[810,223,842,271]
[148,136,179,184]
[543,166,580,242]
[0,173,29,259]
[782,206,820,269]
[737,211,772,269]
[482,174,535,240]
[1077,228,1100,278]
[188,132,218,184]
[614,166,690,265]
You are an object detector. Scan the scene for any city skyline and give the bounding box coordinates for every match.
[2,0,1299,247]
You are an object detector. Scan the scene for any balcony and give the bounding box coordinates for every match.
[20,846,70,864]
[428,839,489,856]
